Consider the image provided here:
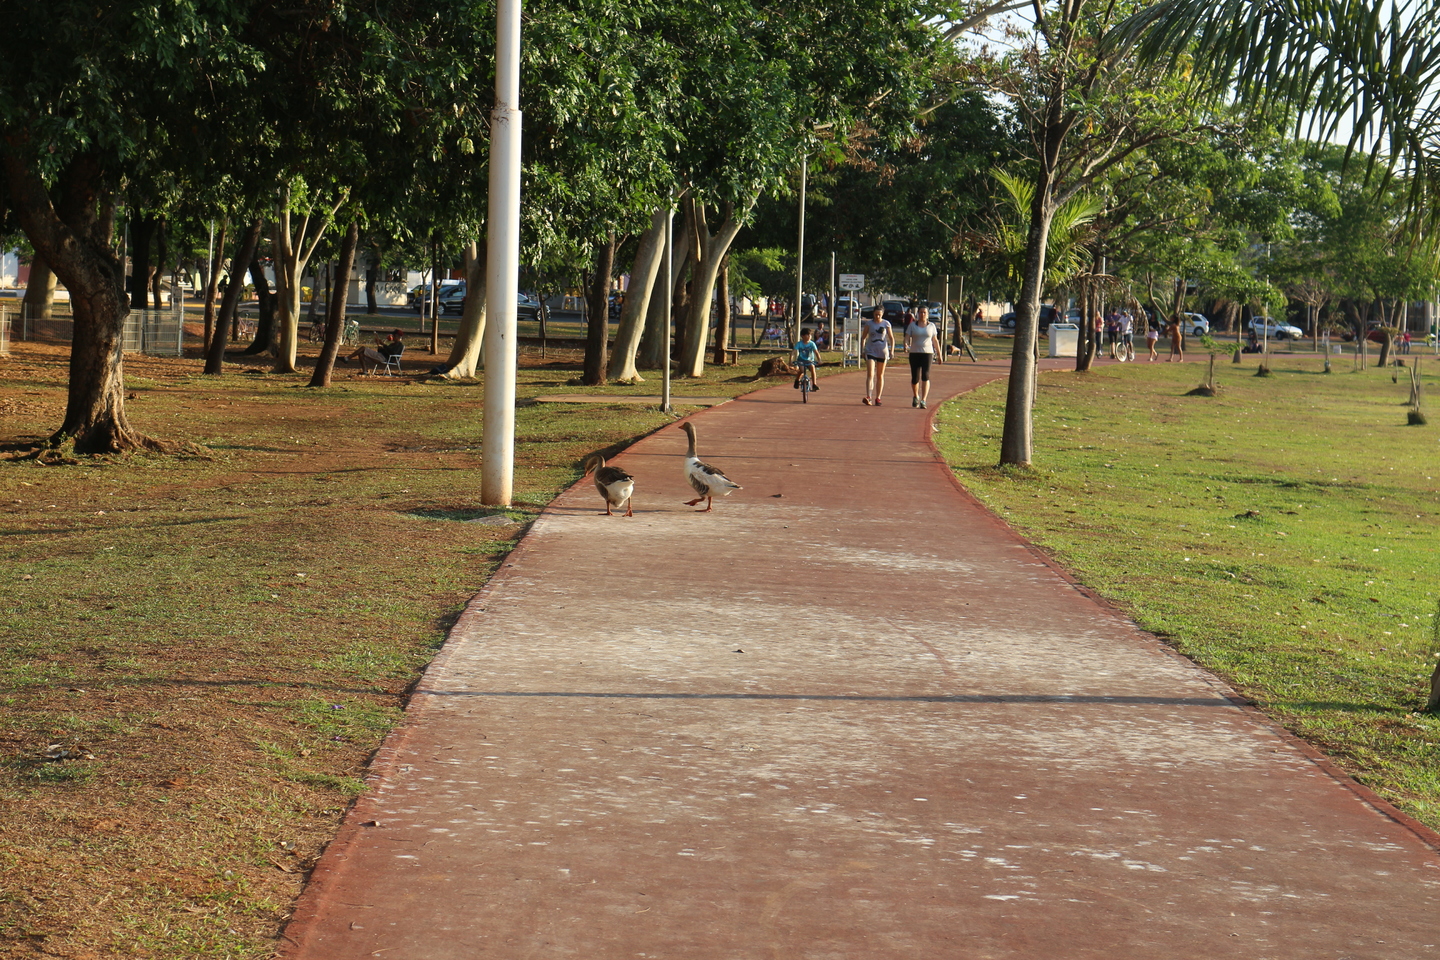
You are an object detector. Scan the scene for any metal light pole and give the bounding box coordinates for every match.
[481,0,522,506]
[662,207,673,414]
[793,155,807,342]
[828,251,836,348]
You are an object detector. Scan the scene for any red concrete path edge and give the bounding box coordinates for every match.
[277,356,1440,959]
[916,367,1440,859]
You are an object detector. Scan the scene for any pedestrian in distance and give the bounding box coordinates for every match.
[905,305,942,408]
[1168,316,1185,362]
[1120,310,1135,361]
[1145,322,1160,361]
[861,306,893,406]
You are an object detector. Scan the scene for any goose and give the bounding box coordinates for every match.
[679,421,741,511]
[584,454,634,517]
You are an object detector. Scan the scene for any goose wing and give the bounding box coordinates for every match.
[689,458,741,495]
[594,464,635,505]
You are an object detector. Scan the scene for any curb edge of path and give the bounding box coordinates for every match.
[276,389,750,956]
[278,362,1440,956]
[919,366,1440,860]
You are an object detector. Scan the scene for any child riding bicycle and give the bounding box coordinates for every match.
[793,328,821,391]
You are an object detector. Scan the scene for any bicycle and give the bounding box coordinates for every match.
[797,364,816,402]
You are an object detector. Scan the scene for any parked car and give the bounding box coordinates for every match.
[999,305,1058,330]
[834,296,859,321]
[924,301,942,323]
[1339,322,1393,344]
[456,288,543,320]
[1249,317,1303,340]
[881,299,909,325]
[436,283,467,315]
[1183,312,1210,336]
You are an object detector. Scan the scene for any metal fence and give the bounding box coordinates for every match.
[4,297,186,357]
[121,304,185,356]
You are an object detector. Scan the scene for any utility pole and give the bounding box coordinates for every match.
[793,155,807,343]
[481,0,522,505]
[662,207,673,414]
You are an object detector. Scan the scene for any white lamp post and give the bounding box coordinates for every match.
[482,0,523,506]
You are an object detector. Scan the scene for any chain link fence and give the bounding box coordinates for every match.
[4,298,186,356]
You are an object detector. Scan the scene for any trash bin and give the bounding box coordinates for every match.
[1047,323,1079,357]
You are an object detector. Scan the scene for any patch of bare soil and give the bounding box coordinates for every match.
[0,335,584,958]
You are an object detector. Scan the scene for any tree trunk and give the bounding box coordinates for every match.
[679,198,751,378]
[273,188,342,372]
[1000,171,1057,467]
[3,149,160,452]
[150,219,168,310]
[608,208,666,381]
[205,219,262,375]
[583,234,616,386]
[365,263,379,314]
[713,252,733,366]
[639,211,694,370]
[129,214,154,311]
[309,219,359,387]
[202,220,228,353]
[243,252,277,354]
[441,240,487,379]
[21,253,57,321]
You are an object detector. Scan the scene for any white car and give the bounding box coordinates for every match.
[1249,317,1304,340]
[1183,313,1210,336]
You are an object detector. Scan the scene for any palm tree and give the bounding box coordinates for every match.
[1114,0,1440,216]
[986,169,1105,293]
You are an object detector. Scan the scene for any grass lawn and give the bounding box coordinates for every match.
[935,348,1440,830]
[0,327,803,959]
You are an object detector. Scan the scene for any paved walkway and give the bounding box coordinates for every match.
[281,359,1440,959]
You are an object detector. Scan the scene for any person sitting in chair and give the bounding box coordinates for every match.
[350,329,404,374]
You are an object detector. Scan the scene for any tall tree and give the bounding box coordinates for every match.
[948,0,1218,465]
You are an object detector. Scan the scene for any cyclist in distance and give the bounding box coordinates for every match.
[793,327,821,392]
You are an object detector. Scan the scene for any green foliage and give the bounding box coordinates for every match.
[983,168,1103,292]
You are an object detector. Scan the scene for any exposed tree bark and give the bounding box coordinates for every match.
[365,262,379,314]
[150,218,168,310]
[21,253,57,320]
[440,240,487,379]
[583,233,617,386]
[608,208,666,381]
[639,210,695,370]
[713,252,733,366]
[678,198,752,378]
[3,146,161,452]
[273,185,344,372]
[1000,145,1059,467]
[129,214,154,311]
[243,252,277,354]
[205,219,262,375]
[202,219,228,353]
[309,219,359,387]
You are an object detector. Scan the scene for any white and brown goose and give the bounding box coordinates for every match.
[584,454,634,517]
[679,421,741,512]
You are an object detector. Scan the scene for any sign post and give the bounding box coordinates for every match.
[838,274,864,366]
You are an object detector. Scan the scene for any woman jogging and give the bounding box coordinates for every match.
[861,307,894,406]
[905,306,942,408]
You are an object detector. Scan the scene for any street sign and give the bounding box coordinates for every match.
[838,273,865,291]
